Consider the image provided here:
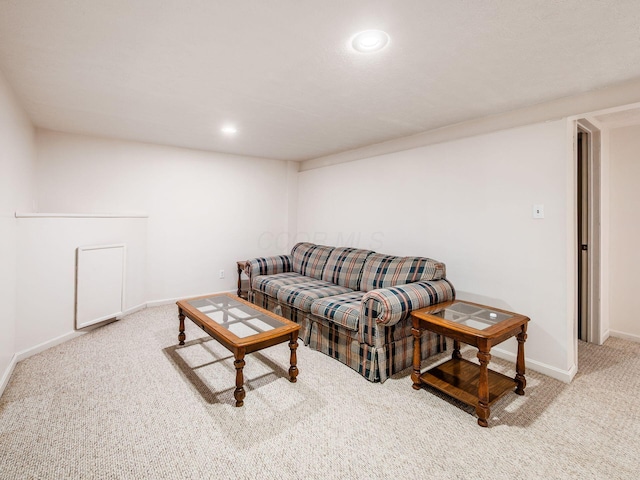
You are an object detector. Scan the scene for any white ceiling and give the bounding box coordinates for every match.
[1,0,640,162]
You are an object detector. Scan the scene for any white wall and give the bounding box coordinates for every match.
[35,130,292,302]
[297,120,575,380]
[0,70,36,390]
[15,216,147,353]
[608,124,640,341]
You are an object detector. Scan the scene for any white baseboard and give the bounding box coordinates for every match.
[2,292,582,398]
[1,331,88,399]
[119,303,147,317]
[15,330,87,363]
[0,354,18,399]
[146,290,235,308]
[492,346,577,384]
[146,297,181,308]
[1,295,233,398]
[609,329,640,343]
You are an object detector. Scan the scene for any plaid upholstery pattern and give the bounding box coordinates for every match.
[244,255,292,285]
[320,247,373,290]
[277,280,352,313]
[309,292,365,332]
[362,278,455,327]
[360,254,446,292]
[307,314,444,382]
[291,242,334,280]
[253,291,313,343]
[252,272,311,298]
[250,289,279,312]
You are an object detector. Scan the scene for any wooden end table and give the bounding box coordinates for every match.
[177,293,299,407]
[411,300,529,427]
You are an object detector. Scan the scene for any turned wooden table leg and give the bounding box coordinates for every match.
[411,324,423,390]
[476,348,491,427]
[515,323,528,395]
[234,348,246,407]
[178,309,186,345]
[452,339,462,360]
[288,333,299,383]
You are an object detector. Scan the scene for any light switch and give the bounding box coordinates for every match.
[533,204,544,219]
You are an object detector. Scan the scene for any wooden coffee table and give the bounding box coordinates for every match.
[411,300,529,427]
[177,293,300,407]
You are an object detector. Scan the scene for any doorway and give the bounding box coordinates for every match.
[576,120,601,344]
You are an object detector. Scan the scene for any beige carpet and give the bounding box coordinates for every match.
[1,304,639,479]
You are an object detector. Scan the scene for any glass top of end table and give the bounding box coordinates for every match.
[185,295,287,338]
[423,301,514,330]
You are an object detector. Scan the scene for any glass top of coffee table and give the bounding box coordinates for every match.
[186,295,286,338]
[432,301,513,330]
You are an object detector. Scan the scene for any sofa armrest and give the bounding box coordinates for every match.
[361,279,456,327]
[244,255,293,286]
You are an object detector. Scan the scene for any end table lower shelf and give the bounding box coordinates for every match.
[418,357,516,407]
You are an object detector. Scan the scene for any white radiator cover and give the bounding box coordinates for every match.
[75,244,125,329]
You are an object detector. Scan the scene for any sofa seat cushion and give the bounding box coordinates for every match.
[310,292,365,332]
[291,242,335,280]
[321,247,373,290]
[277,280,353,313]
[252,272,311,298]
[360,254,446,292]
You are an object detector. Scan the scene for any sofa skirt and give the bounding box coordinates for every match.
[249,290,445,383]
[306,314,444,382]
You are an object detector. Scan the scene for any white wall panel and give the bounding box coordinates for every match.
[76,244,125,329]
[16,217,147,352]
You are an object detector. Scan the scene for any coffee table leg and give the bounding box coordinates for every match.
[411,324,422,390]
[178,309,186,346]
[234,349,246,407]
[476,348,491,427]
[515,323,528,395]
[288,333,299,383]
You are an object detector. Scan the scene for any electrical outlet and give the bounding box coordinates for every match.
[219,269,225,279]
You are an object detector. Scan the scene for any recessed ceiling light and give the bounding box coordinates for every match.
[221,125,237,134]
[351,30,390,53]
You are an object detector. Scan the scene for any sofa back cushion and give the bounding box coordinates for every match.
[360,254,446,292]
[290,242,334,280]
[321,247,373,290]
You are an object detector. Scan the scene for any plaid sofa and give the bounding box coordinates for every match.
[245,242,455,382]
